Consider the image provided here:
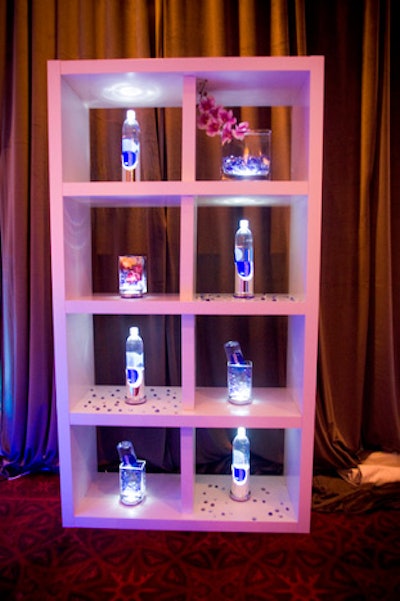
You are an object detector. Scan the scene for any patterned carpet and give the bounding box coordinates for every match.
[0,473,399,600]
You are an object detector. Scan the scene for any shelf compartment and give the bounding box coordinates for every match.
[73,472,183,529]
[57,56,314,109]
[193,475,297,532]
[196,200,309,299]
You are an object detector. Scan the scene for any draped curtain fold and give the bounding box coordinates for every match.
[0,0,398,478]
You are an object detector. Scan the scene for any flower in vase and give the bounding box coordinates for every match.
[197,92,250,145]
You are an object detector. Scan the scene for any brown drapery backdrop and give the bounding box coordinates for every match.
[0,0,398,478]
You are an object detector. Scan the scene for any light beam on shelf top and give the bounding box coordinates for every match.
[102,82,160,103]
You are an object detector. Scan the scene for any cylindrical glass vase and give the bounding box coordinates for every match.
[119,459,146,506]
[227,360,253,405]
[118,255,147,298]
[221,129,271,180]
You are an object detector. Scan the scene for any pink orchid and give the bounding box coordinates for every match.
[197,92,251,144]
[218,107,237,128]
[198,94,215,113]
[232,121,250,140]
[197,111,211,130]
[221,124,234,145]
[206,119,222,137]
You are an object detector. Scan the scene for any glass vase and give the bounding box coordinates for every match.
[119,459,146,506]
[221,129,271,180]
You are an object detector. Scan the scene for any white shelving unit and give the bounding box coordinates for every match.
[47,56,324,532]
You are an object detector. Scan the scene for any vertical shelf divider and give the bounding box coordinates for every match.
[180,427,195,513]
[180,195,197,410]
[181,75,197,182]
[180,70,197,518]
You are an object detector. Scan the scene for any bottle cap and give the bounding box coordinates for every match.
[130,326,139,337]
[239,219,249,229]
[126,109,136,124]
[237,427,246,438]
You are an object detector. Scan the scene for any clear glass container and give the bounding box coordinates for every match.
[221,129,271,179]
[119,459,146,506]
[118,255,147,298]
[227,360,253,405]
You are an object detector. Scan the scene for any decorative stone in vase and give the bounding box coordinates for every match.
[221,129,271,180]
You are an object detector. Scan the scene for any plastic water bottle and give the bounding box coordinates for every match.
[234,219,254,298]
[224,340,245,364]
[230,427,250,501]
[117,440,138,467]
[121,109,140,181]
[125,326,146,404]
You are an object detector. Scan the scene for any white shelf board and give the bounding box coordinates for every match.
[62,180,308,205]
[193,475,298,532]
[194,387,302,427]
[65,293,306,316]
[66,294,182,314]
[73,472,299,532]
[70,385,301,427]
[70,386,182,426]
[193,293,306,315]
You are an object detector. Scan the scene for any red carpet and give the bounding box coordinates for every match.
[1,473,399,600]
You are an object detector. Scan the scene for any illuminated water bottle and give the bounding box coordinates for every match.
[121,109,140,181]
[125,326,146,404]
[234,219,254,298]
[230,427,250,501]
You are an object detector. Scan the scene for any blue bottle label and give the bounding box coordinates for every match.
[235,260,252,278]
[233,466,246,482]
[234,247,253,280]
[126,368,142,385]
[235,247,252,262]
[122,150,138,169]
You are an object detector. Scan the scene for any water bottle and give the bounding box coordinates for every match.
[234,219,254,298]
[125,326,146,404]
[224,340,245,364]
[121,109,140,181]
[230,427,250,501]
[117,440,138,467]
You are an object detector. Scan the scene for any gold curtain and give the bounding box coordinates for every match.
[0,0,398,476]
[313,0,398,469]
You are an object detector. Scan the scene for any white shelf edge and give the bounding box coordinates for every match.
[62,180,308,202]
[65,293,307,316]
[58,55,323,75]
[69,385,302,428]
